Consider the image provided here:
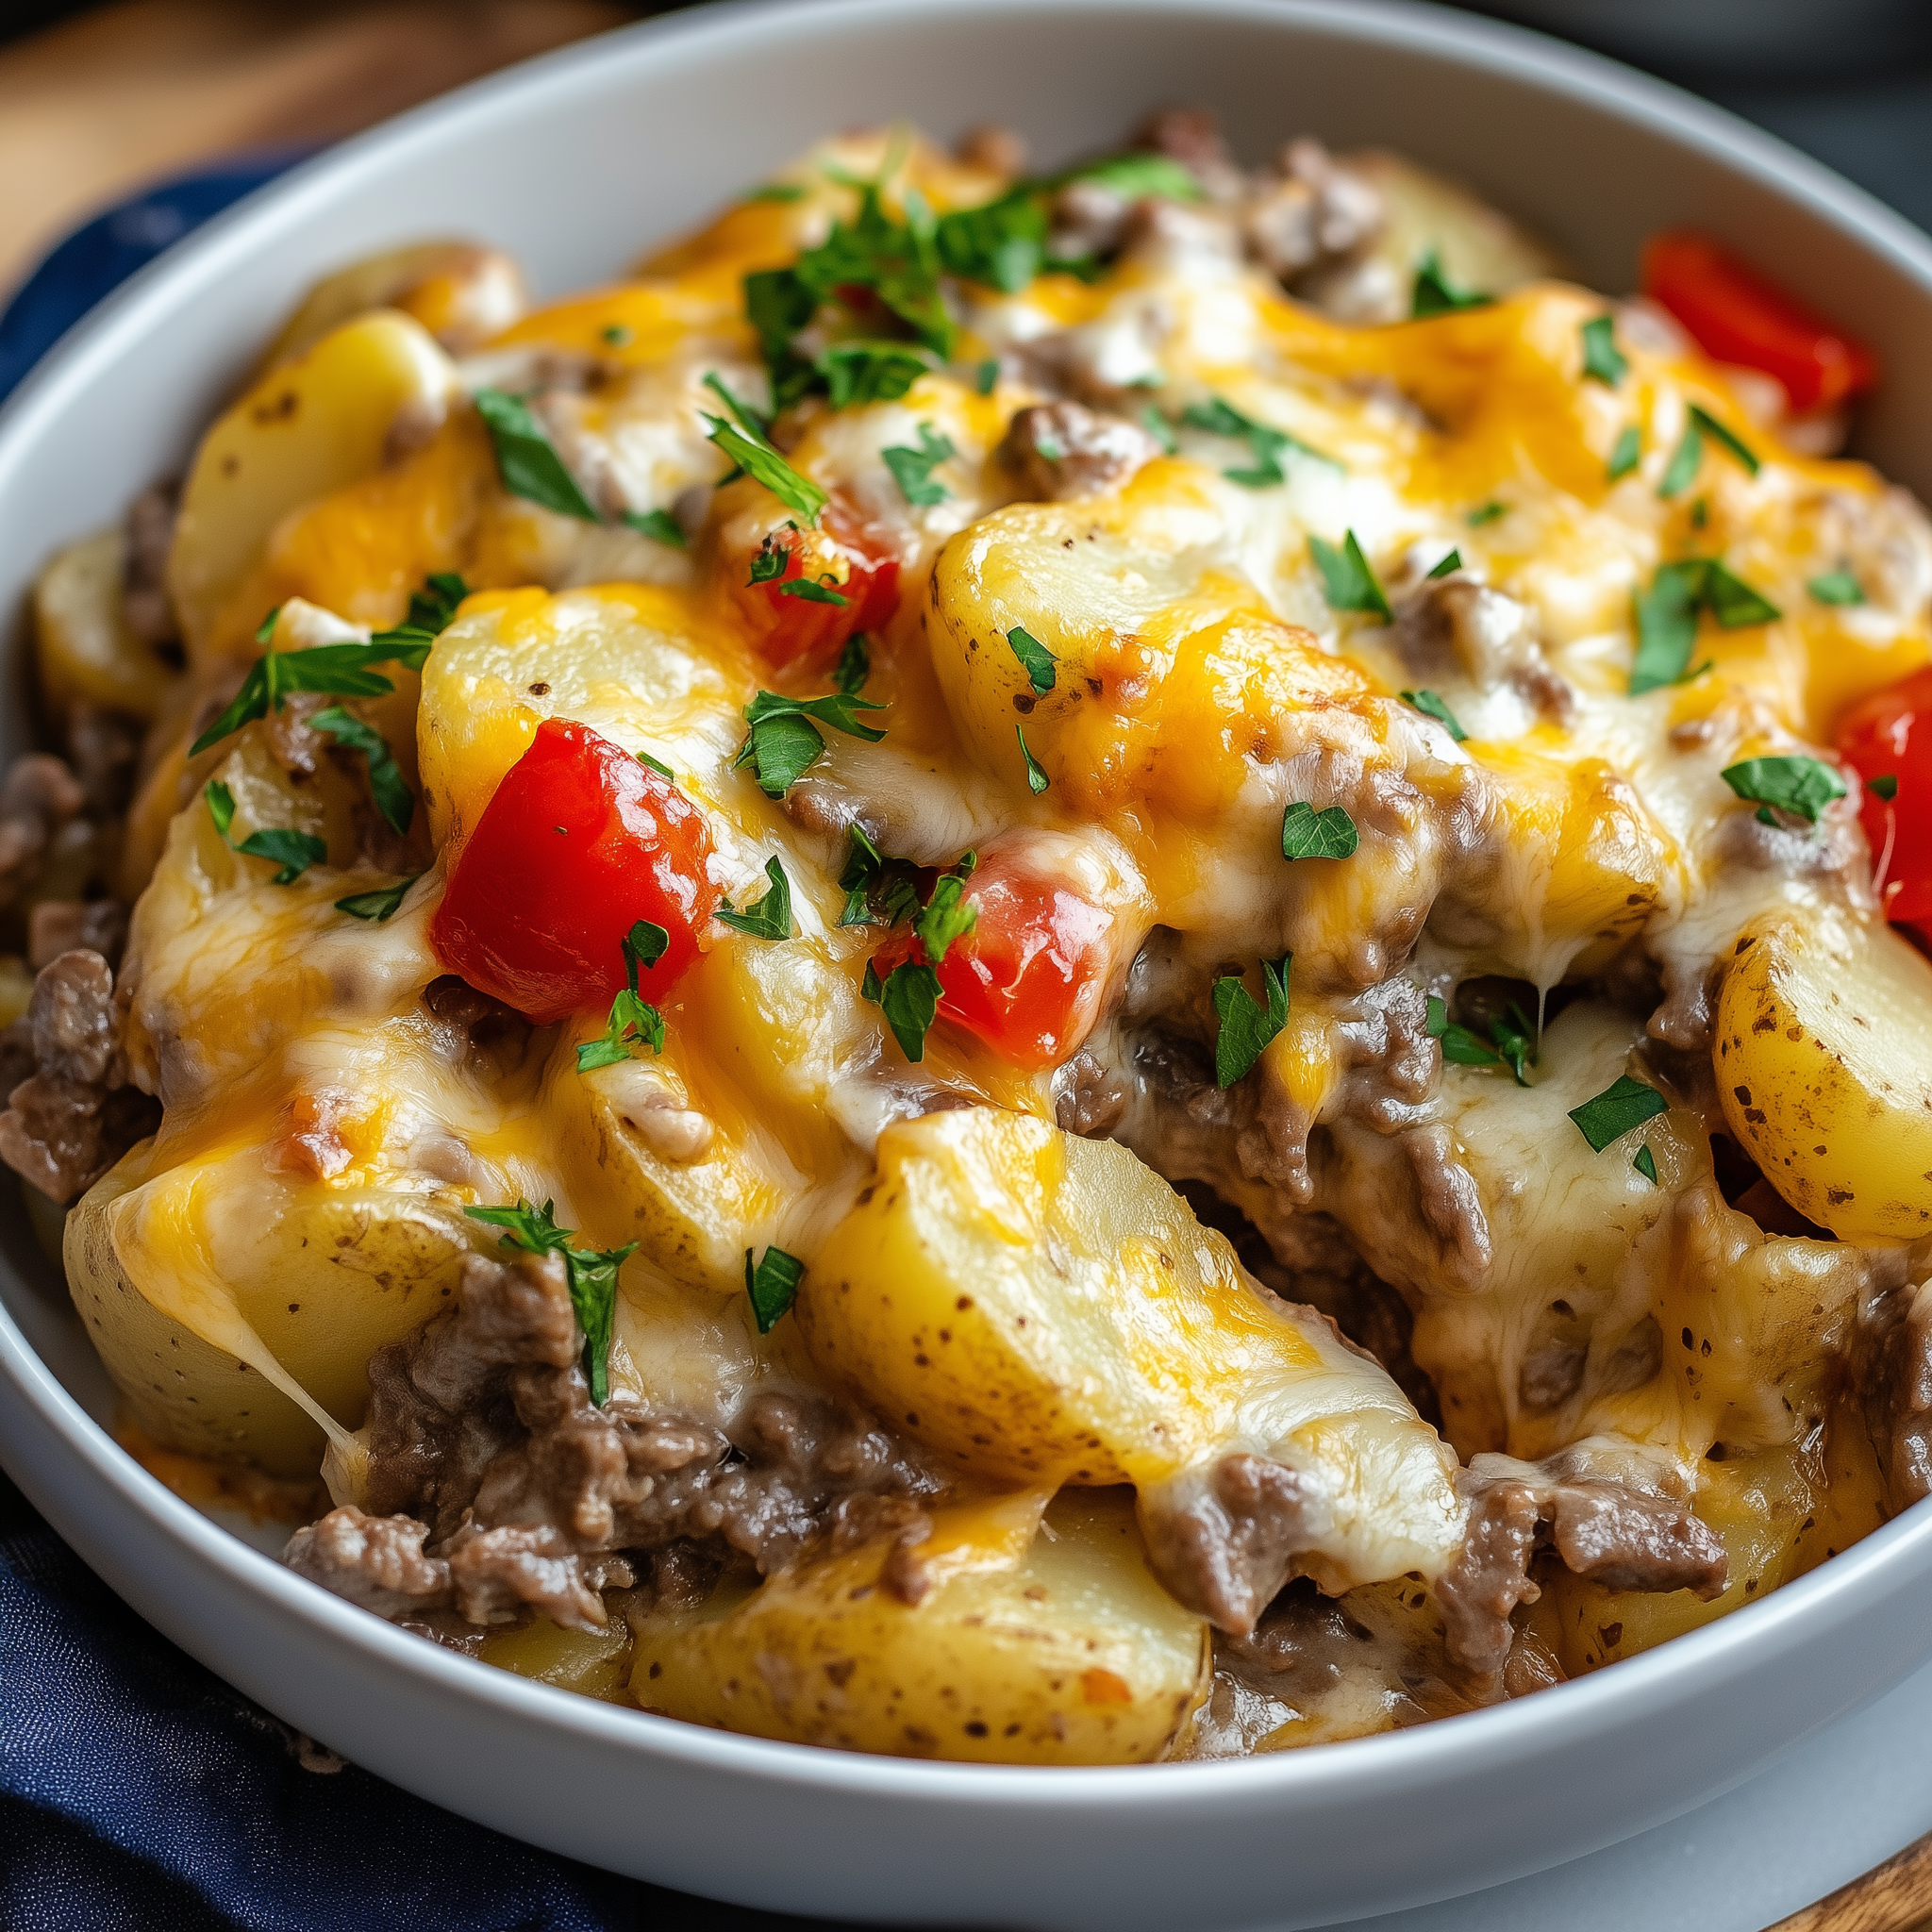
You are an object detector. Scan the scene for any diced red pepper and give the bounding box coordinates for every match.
[429,717,718,1024]
[874,853,1114,1070]
[725,494,899,672]
[1836,665,1932,927]
[1641,229,1878,413]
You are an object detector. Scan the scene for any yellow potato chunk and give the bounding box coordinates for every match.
[1715,911,1932,1241]
[261,242,527,368]
[797,1108,1464,1594]
[34,526,184,721]
[632,1490,1209,1763]
[169,310,458,655]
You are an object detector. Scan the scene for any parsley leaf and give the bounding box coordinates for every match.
[1487,1001,1538,1088]
[1016,724,1050,794]
[780,577,849,607]
[310,706,413,835]
[748,535,791,586]
[474,388,599,522]
[1568,1074,1668,1152]
[1212,955,1291,1089]
[1309,530,1392,620]
[1607,425,1642,481]
[1280,801,1358,860]
[1630,559,1707,693]
[406,573,469,633]
[882,422,955,506]
[1581,314,1628,386]
[576,989,666,1071]
[623,920,671,982]
[745,1244,806,1333]
[1702,561,1780,628]
[1183,395,1338,486]
[734,690,888,798]
[914,863,978,965]
[792,178,952,357]
[1872,773,1900,802]
[335,874,420,923]
[190,635,432,758]
[636,750,675,781]
[1633,1143,1659,1184]
[1688,404,1759,476]
[1467,501,1507,526]
[203,778,236,840]
[976,358,1000,395]
[1141,404,1178,455]
[1402,689,1467,741]
[1721,755,1847,824]
[745,182,807,204]
[1042,151,1206,202]
[1657,421,1704,498]
[817,341,930,408]
[834,632,870,695]
[1424,992,1503,1070]
[1427,549,1462,579]
[837,823,921,927]
[623,508,687,547]
[864,957,942,1060]
[255,606,283,644]
[717,857,795,941]
[936,187,1048,291]
[703,413,826,525]
[203,780,325,884]
[464,1198,636,1404]
[1006,625,1057,695]
[1809,570,1866,607]
[1411,251,1491,317]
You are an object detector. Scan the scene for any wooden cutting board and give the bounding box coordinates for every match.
[1771,1832,1932,1931]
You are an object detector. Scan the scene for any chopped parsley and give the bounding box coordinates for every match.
[1607,425,1642,481]
[818,341,930,408]
[1006,625,1057,696]
[1183,395,1338,487]
[837,823,921,928]
[1487,1001,1538,1088]
[834,632,871,695]
[473,388,599,521]
[1809,570,1866,607]
[1212,954,1291,1089]
[1424,992,1529,1079]
[1141,404,1179,455]
[1467,501,1507,527]
[1657,404,1760,499]
[716,857,795,941]
[637,749,675,781]
[745,1244,806,1332]
[405,573,469,634]
[1016,724,1050,794]
[882,422,955,506]
[191,631,435,758]
[601,323,635,346]
[863,956,942,1060]
[1309,530,1392,621]
[1402,688,1467,741]
[576,920,671,1073]
[1633,1144,1659,1185]
[975,358,1000,395]
[465,1198,635,1404]
[1721,755,1847,826]
[1688,404,1759,476]
[1872,773,1900,802]
[744,182,807,204]
[623,508,687,547]
[1580,314,1628,387]
[1568,1074,1668,1153]
[310,706,413,835]
[780,577,849,607]
[335,874,420,923]
[202,780,325,885]
[748,532,791,585]
[1426,549,1463,580]
[913,857,978,965]
[703,412,826,525]
[1630,558,1779,694]
[1410,250,1491,317]
[734,689,888,798]
[1280,801,1358,860]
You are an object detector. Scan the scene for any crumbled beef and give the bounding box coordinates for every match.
[1055,1046,1130,1138]
[1394,575,1574,724]
[1132,108,1246,202]
[1435,1459,1727,1677]
[1850,1276,1932,1513]
[0,948,158,1204]
[1139,1451,1314,1635]
[284,1507,454,1618]
[291,1245,939,1634]
[28,898,127,972]
[0,756,86,908]
[66,706,143,818]
[1240,140,1383,284]
[955,123,1027,176]
[1000,401,1161,501]
[420,974,536,1070]
[1048,179,1136,262]
[121,483,179,646]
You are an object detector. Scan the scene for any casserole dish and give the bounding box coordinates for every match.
[6,2,1932,1924]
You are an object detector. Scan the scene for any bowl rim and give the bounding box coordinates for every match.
[4,0,1932,1810]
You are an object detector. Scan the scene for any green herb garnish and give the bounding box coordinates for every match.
[734,689,888,798]
[703,413,827,525]
[882,422,955,506]
[817,341,930,408]
[1411,250,1491,318]
[913,858,979,965]
[1467,501,1507,527]
[834,632,871,695]
[1568,1074,1668,1153]
[976,358,1000,395]
[1721,755,1847,826]
[1016,723,1050,794]
[1184,395,1338,487]
[716,857,795,941]
[474,388,599,521]
[1633,1144,1658,1184]
[335,874,420,923]
[191,632,435,758]
[1688,405,1759,476]
[1872,773,1899,802]
[1309,530,1392,621]
[623,508,687,547]
[1212,954,1290,1089]
[310,706,413,835]
[1607,425,1642,481]
[202,779,325,884]
[1280,801,1358,860]
[745,1243,806,1332]
[1809,571,1865,607]
[1581,315,1628,387]
[1006,625,1057,696]
[1630,558,1780,694]
[1402,689,1467,741]
[1427,549,1462,579]
[863,957,942,1060]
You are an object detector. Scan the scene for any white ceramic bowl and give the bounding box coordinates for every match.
[6,4,1932,1925]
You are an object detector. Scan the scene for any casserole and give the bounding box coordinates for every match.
[6,1,1932,1924]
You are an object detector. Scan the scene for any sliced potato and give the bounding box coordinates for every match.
[1715,910,1932,1241]
[169,310,458,656]
[632,1489,1209,1763]
[34,527,184,721]
[798,1107,1464,1591]
[262,242,527,369]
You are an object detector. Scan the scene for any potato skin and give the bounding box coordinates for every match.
[632,1491,1210,1764]
[1715,913,1932,1242]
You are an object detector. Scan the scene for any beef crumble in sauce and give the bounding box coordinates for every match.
[22,110,1932,1763]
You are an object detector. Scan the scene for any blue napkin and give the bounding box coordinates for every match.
[0,168,848,1929]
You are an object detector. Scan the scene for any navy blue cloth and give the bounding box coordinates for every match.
[0,154,308,407]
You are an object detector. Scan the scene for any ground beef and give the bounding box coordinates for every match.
[1393,575,1574,724]
[1435,1458,1727,1676]
[1000,401,1161,501]
[420,974,536,1072]
[1139,1452,1314,1635]
[66,706,143,818]
[0,755,86,908]
[284,1507,454,1619]
[287,1245,939,1635]
[28,898,127,972]
[0,947,158,1203]
[1850,1276,1932,1513]
[121,483,179,647]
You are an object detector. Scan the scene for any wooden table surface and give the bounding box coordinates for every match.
[2,6,1927,1926]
